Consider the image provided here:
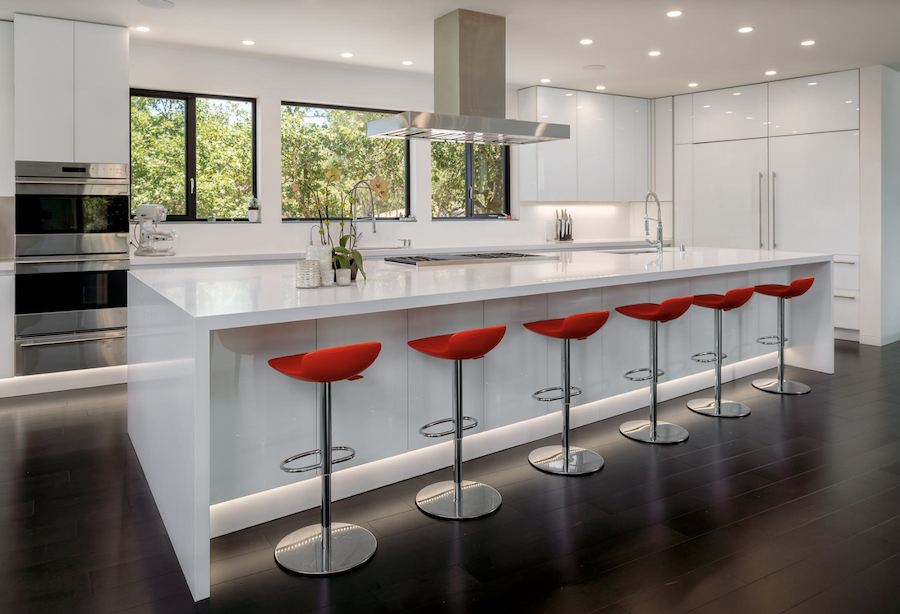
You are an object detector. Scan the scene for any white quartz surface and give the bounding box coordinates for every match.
[0,259,13,273]
[129,247,831,328]
[128,238,666,267]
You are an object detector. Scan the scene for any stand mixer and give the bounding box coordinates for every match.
[133,204,178,256]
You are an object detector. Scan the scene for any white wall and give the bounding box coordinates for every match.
[129,44,636,257]
[880,66,900,343]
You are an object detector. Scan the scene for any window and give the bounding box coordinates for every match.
[130,90,257,220]
[431,143,510,218]
[281,103,409,220]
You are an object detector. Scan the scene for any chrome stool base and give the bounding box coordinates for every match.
[415,480,502,520]
[275,522,377,575]
[528,445,604,476]
[620,420,689,444]
[752,378,811,395]
[687,398,751,418]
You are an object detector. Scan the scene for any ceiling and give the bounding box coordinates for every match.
[2,0,900,98]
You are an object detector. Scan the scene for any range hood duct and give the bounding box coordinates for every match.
[366,9,569,145]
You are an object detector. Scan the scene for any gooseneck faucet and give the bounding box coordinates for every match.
[644,191,664,256]
[351,180,377,243]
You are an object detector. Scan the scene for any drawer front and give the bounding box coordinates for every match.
[833,291,860,330]
[833,255,859,290]
[15,330,126,376]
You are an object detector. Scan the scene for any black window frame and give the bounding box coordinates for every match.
[433,142,512,219]
[280,101,411,221]
[130,88,258,222]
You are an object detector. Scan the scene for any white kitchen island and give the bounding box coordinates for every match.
[127,247,834,601]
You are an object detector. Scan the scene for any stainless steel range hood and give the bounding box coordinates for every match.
[366,9,569,145]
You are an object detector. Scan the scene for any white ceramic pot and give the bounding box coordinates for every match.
[335,268,352,286]
[248,209,259,223]
[306,244,332,278]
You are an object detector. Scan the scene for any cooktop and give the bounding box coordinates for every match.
[384,252,557,267]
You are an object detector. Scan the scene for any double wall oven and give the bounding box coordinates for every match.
[14,161,130,376]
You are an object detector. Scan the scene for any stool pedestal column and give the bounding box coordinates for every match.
[753,296,811,395]
[688,308,751,418]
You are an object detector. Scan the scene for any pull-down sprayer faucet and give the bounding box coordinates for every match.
[644,191,664,256]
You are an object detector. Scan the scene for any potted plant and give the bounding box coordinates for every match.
[333,234,366,284]
[246,196,260,223]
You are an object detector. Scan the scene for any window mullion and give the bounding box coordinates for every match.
[186,95,197,219]
[465,142,474,217]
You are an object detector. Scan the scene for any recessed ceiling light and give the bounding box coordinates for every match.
[542,115,549,118]
[565,93,573,96]
[808,82,817,86]
[746,116,753,120]
[648,51,661,56]
[792,130,798,133]
[135,26,150,32]
[576,106,583,109]
[138,0,174,8]
[667,10,683,17]
[845,100,853,103]
[733,92,741,96]
[703,104,711,108]
[402,60,413,65]
[540,78,551,83]
[341,52,353,58]
[595,85,606,90]
[801,40,816,46]
[726,111,733,114]
[688,83,698,87]
[765,70,777,76]
[738,27,754,33]
[242,40,255,46]
[580,39,593,45]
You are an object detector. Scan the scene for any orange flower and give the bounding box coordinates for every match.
[369,175,387,192]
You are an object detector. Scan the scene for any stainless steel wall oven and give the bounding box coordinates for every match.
[14,161,130,376]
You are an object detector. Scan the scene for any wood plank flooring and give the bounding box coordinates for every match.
[0,340,899,613]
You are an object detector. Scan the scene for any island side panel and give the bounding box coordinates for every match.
[126,275,210,601]
[787,260,835,374]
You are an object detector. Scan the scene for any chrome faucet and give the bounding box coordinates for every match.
[351,180,377,243]
[644,191,664,256]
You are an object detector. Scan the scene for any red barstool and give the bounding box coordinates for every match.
[616,297,693,444]
[523,311,610,475]
[753,277,815,395]
[409,325,506,520]
[687,287,756,418]
[268,342,381,575]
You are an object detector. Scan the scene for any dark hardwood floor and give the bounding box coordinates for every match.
[1,340,899,613]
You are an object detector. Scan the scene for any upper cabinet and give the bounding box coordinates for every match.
[518,86,649,203]
[576,91,615,202]
[15,15,129,164]
[15,15,75,163]
[614,96,649,202]
[674,94,692,145]
[0,22,14,196]
[768,70,859,137]
[692,83,768,143]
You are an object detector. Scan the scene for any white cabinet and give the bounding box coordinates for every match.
[768,131,859,255]
[74,22,130,163]
[692,83,768,143]
[0,22,13,196]
[674,94,692,145]
[576,91,614,201]
[692,138,768,250]
[14,15,129,164]
[517,87,577,202]
[0,273,12,380]
[15,14,75,162]
[769,70,859,137]
[653,96,673,201]
[614,96,649,201]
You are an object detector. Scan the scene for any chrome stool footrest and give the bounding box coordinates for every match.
[532,385,583,402]
[757,335,786,346]
[280,446,356,473]
[690,351,727,363]
[624,367,665,382]
[418,416,478,438]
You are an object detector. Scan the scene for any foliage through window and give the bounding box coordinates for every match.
[130,90,256,220]
[432,143,509,218]
[281,103,409,220]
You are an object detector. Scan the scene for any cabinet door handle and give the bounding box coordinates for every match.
[834,294,857,300]
[771,171,777,248]
[834,260,856,265]
[758,172,763,248]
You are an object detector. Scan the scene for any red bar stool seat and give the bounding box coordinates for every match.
[523,311,609,475]
[687,287,755,418]
[753,277,815,395]
[268,342,381,576]
[617,297,693,444]
[409,325,505,520]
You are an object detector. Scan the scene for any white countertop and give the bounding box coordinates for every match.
[128,238,667,267]
[129,247,832,329]
[0,259,13,273]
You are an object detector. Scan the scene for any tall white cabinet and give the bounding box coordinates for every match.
[14,14,129,163]
[518,86,648,202]
[676,69,862,336]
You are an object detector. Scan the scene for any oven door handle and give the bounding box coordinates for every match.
[15,258,130,274]
[18,331,126,348]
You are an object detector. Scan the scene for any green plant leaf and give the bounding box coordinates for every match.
[339,235,350,248]
[350,249,366,280]
[333,246,351,254]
